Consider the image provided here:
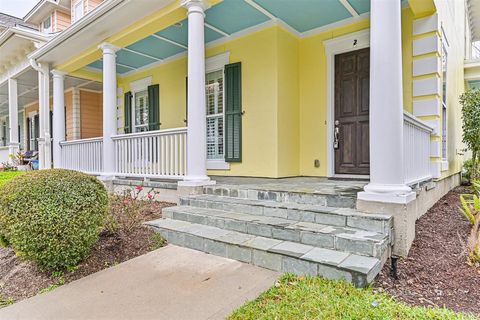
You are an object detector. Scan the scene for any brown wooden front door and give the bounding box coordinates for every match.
[334,48,370,175]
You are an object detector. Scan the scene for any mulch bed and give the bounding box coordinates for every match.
[0,201,174,304]
[375,186,480,315]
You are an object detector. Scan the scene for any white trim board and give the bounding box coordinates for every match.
[324,29,370,178]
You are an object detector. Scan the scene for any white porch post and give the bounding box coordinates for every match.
[52,70,66,168]
[99,43,119,177]
[8,78,19,157]
[358,0,415,204]
[38,65,51,169]
[180,0,213,186]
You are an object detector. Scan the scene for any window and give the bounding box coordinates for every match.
[0,120,7,147]
[441,40,448,161]
[206,70,224,161]
[43,15,52,33]
[73,0,84,22]
[133,90,149,132]
[29,115,38,151]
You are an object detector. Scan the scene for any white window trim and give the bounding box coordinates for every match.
[28,111,38,151]
[73,0,85,22]
[43,15,52,34]
[206,52,230,170]
[324,29,370,177]
[441,31,449,167]
[130,77,152,133]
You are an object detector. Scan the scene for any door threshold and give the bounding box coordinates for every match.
[330,174,370,180]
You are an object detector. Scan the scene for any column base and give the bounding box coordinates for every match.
[358,183,416,204]
[178,175,216,187]
[8,143,20,156]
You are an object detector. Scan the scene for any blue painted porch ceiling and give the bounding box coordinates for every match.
[127,36,185,60]
[253,0,353,33]
[205,0,270,34]
[347,0,370,15]
[87,0,374,74]
[156,19,224,47]
[88,60,132,74]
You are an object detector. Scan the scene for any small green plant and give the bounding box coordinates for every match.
[0,295,14,308]
[150,232,167,250]
[460,180,480,263]
[0,169,109,270]
[460,89,480,181]
[462,159,474,184]
[106,185,158,235]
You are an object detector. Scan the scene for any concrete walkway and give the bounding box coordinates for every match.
[0,245,280,320]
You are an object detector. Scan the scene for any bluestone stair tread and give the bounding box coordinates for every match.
[206,183,362,196]
[164,205,387,243]
[183,194,392,221]
[147,218,382,287]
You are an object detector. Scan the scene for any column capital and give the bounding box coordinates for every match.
[51,70,67,78]
[98,42,120,55]
[181,0,207,14]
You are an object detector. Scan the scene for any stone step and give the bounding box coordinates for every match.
[180,194,393,236]
[163,206,389,258]
[203,184,359,208]
[147,218,384,288]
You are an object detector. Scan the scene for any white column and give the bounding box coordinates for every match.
[52,70,66,168]
[37,65,51,169]
[99,43,119,177]
[180,0,213,186]
[358,0,415,204]
[8,78,19,157]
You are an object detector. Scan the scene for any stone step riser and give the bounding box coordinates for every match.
[151,225,380,288]
[203,186,356,208]
[179,197,392,237]
[164,208,388,259]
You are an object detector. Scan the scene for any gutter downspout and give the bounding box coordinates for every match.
[29,58,51,169]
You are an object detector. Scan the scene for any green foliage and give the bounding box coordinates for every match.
[0,295,14,309]
[0,169,109,270]
[459,181,480,264]
[460,89,480,180]
[0,171,24,187]
[150,232,167,251]
[106,185,158,235]
[462,159,474,184]
[229,275,476,320]
[460,193,479,225]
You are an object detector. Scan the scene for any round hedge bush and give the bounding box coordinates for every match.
[0,169,109,270]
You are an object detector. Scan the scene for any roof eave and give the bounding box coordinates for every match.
[0,26,50,48]
[29,0,127,61]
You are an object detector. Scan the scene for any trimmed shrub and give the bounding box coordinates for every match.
[0,169,109,270]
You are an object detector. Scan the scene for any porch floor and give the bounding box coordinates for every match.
[212,176,367,198]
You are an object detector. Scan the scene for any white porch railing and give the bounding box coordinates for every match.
[403,111,434,185]
[0,146,9,164]
[112,127,187,179]
[60,137,103,174]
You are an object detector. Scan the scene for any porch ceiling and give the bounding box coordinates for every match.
[86,0,373,75]
[0,69,102,117]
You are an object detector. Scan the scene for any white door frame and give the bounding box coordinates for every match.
[324,29,370,178]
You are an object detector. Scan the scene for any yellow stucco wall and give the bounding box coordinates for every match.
[435,0,467,178]
[67,3,465,180]
[119,27,281,178]
[276,28,300,177]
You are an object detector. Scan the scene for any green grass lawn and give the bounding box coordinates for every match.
[229,275,477,320]
[0,171,25,187]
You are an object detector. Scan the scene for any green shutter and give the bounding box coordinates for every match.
[225,62,242,162]
[124,91,132,134]
[148,84,160,131]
